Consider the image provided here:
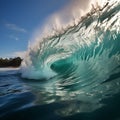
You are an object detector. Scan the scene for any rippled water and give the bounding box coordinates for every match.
[0,69,120,120]
[1,1,120,120]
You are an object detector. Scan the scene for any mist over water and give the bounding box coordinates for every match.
[18,0,120,117]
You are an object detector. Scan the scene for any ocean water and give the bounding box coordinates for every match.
[0,1,120,120]
[0,69,120,120]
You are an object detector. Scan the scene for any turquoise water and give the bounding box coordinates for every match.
[0,1,120,120]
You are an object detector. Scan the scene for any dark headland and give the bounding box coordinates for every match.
[0,57,22,68]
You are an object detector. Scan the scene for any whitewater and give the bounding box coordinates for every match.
[17,0,120,114]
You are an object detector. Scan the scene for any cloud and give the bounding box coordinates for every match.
[5,23,27,33]
[1,51,26,58]
[14,51,26,58]
[9,35,19,41]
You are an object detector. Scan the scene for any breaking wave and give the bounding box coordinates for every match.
[20,0,120,114]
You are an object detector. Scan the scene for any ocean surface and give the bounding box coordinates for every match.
[0,1,120,120]
[0,68,120,120]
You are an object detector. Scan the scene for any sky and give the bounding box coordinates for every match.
[0,0,70,58]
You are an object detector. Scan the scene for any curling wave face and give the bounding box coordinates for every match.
[20,0,120,115]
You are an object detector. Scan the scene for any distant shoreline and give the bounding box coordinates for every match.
[0,57,22,68]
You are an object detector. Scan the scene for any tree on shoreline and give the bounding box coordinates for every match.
[0,57,22,67]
